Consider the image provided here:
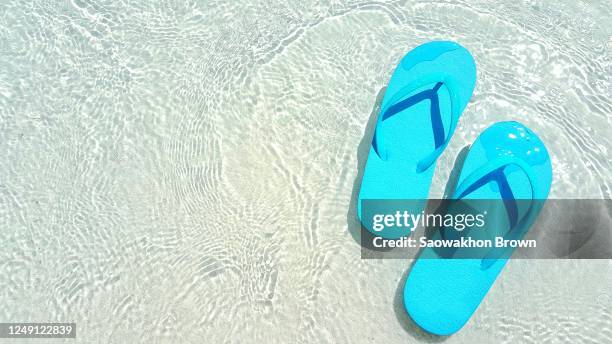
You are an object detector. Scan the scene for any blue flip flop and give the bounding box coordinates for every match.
[403,121,553,335]
[358,41,476,239]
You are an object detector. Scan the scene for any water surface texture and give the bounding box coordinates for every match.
[1,1,611,343]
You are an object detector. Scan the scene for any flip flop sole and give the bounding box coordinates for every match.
[358,41,476,239]
[404,121,552,335]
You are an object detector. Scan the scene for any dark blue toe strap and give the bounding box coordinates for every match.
[453,156,538,266]
[373,71,461,172]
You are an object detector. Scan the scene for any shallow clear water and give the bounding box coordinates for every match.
[0,1,611,343]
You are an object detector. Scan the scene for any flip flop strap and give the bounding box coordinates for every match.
[453,156,538,266]
[373,71,461,172]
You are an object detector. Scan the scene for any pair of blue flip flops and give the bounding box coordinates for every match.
[357,41,552,335]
